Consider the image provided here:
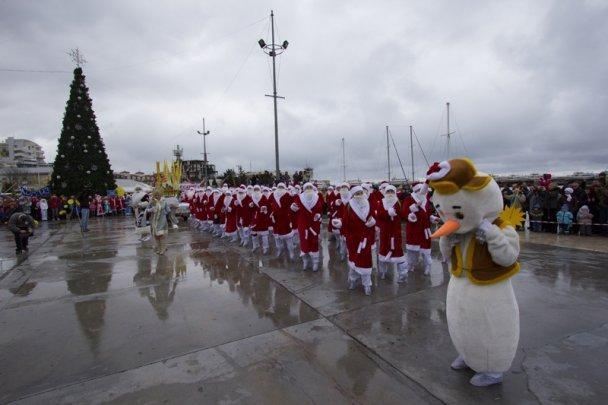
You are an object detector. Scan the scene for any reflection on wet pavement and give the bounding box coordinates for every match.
[1,217,607,404]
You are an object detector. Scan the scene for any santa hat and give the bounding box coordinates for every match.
[277,182,286,189]
[253,185,261,191]
[564,187,573,194]
[384,185,397,193]
[426,158,491,195]
[237,185,246,193]
[327,185,334,191]
[361,183,372,191]
[349,185,364,198]
[303,182,314,190]
[379,182,389,191]
[339,182,350,189]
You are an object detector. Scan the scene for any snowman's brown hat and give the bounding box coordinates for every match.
[426,158,491,195]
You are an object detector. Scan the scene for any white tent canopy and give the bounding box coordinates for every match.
[115,179,153,194]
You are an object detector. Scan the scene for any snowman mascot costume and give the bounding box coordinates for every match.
[427,158,520,387]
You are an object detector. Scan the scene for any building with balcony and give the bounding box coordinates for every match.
[0,137,46,167]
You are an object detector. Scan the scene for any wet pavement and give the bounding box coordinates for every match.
[0,217,607,404]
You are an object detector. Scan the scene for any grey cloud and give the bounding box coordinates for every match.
[1,0,607,184]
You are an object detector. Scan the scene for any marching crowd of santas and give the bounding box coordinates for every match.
[183,181,438,296]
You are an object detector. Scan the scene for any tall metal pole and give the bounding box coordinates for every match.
[410,125,415,181]
[270,10,280,178]
[446,102,451,159]
[197,119,210,185]
[203,118,208,181]
[386,125,390,181]
[341,137,346,182]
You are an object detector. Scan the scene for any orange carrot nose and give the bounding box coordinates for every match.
[431,219,461,239]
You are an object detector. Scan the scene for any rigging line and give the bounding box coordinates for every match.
[92,16,269,73]
[388,128,408,180]
[210,19,269,116]
[0,68,70,73]
[452,107,469,156]
[412,127,430,167]
[427,107,444,164]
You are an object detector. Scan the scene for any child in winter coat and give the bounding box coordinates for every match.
[556,204,574,235]
[576,205,593,236]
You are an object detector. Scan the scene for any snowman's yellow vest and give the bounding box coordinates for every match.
[450,218,520,285]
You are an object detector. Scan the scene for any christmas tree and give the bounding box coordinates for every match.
[51,63,115,196]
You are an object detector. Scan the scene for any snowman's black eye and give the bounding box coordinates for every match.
[435,204,440,208]
[455,212,464,220]
[452,205,462,209]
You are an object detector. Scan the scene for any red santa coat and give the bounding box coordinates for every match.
[223,197,238,235]
[251,195,271,234]
[293,193,324,254]
[326,191,337,234]
[235,195,253,228]
[375,198,405,262]
[342,202,375,272]
[401,194,433,251]
[203,192,213,221]
[369,189,384,211]
[209,193,225,225]
[191,194,202,220]
[109,197,116,211]
[270,191,293,237]
[334,197,350,236]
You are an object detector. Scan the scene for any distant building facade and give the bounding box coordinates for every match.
[0,137,46,167]
[182,160,217,183]
[114,171,155,185]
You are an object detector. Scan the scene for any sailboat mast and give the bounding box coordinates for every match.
[446,102,451,159]
[341,137,346,182]
[410,125,415,181]
[386,126,390,181]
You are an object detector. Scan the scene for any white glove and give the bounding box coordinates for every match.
[313,213,321,222]
[478,218,494,233]
[430,215,440,223]
[290,203,299,212]
[408,212,417,222]
[409,203,419,213]
[249,202,254,208]
[365,217,376,228]
[335,199,342,206]
[388,207,397,217]
[331,219,342,229]
[566,195,572,202]
[227,207,232,213]
[203,200,208,205]
[260,206,268,214]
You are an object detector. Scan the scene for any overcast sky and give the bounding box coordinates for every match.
[1,0,607,182]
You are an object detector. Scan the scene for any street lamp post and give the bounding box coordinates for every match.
[259,10,288,179]
[197,118,210,185]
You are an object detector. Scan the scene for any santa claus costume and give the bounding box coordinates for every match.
[209,189,224,236]
[235,186,253,246]
[333,186,376,295]
[250,185,271,254]
[291,182,324,271]
[288,186,300,245]
[202,187,214,231]
[325,186,337,239]
[269,183,295,259]
[333,183,351,260]
[222,189,239,242]
[375,185,406,280]
[401,183,438,276]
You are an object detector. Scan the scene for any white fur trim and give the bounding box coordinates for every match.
[426,160,451,181]
[406,244,421,251]
[353,265,372,276]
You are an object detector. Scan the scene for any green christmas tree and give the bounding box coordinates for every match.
[51,66,115,195]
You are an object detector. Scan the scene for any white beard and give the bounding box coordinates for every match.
[349,197,370,221]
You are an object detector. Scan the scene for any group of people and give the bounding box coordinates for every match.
[183,181,438,295]
[0,193,130,224]
[501,172,608,235]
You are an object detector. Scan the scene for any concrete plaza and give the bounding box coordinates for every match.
[1,217,607,404]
